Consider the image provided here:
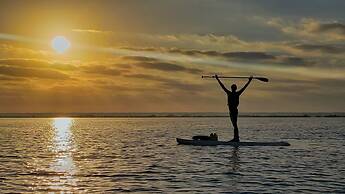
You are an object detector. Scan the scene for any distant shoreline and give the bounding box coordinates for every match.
[0,112,344,118]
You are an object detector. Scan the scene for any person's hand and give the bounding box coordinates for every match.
[249,75,253,81]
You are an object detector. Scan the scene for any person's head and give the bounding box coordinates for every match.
[231,84,237,92]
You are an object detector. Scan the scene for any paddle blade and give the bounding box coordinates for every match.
[256,77,269,82]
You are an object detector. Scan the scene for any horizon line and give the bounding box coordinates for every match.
[0,112,344,118]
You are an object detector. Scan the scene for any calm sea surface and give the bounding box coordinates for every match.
[0,117,344,193]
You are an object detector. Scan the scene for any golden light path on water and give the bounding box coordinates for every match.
[50,117,77,191]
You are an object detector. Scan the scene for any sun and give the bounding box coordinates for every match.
[51,36,71,54]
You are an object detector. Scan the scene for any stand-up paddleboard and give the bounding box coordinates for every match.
[176,138,290,146]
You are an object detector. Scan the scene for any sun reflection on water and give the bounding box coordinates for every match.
[50,117,77,190]
[53,118,73,152]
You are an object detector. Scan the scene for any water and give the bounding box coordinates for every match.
[0,117,344,193]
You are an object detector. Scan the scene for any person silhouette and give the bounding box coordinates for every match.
[215,75,253,142]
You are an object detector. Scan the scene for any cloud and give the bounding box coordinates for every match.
[133,62,202,74]
[123,73,207,93]
[138,33,248,51]
[142,47,313,67]
[316,23,345,35]
[0,65,69,79]
[120,55,203,73]
[159,79,206,92]
[0,44,50,58]
[72,29,113,34]
[218,51,311,67]
[167,48,220,57]
[125,73,171,82]
[222,52,275,60]
[157,33,245,45]
[0,58,76,71]
[295,44,345,54]
[118,32,343,72]
[100,44,343,81]
[0,58,75,80]
[266,18,345,41]
[0,75,27,81]
[81,56,203,78]
[121,56,158,62]
[89,71,208,95]
[82,64,123,76]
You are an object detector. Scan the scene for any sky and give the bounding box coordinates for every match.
[0,0,344,113]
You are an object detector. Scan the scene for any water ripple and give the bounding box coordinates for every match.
[0,117,344,193]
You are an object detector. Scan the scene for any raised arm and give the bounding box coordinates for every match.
[238,76,253,95]
[215,75,230,93]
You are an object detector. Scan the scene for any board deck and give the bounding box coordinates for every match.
[176,138,290,146]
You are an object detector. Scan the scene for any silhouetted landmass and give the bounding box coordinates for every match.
[0,112,344,118]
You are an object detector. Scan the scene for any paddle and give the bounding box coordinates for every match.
[201,75,269,82]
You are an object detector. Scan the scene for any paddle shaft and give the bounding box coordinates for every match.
[202,75,269,82]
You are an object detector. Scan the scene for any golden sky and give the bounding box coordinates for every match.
[0,0,345,112]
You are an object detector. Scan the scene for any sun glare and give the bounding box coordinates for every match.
[51,36,70,54]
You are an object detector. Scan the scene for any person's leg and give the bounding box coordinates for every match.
[230,109,239,141]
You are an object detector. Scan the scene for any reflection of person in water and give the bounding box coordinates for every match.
[215,75,253,142]
[230,147,240,172]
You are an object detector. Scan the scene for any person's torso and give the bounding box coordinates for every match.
[227,91,239,109]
